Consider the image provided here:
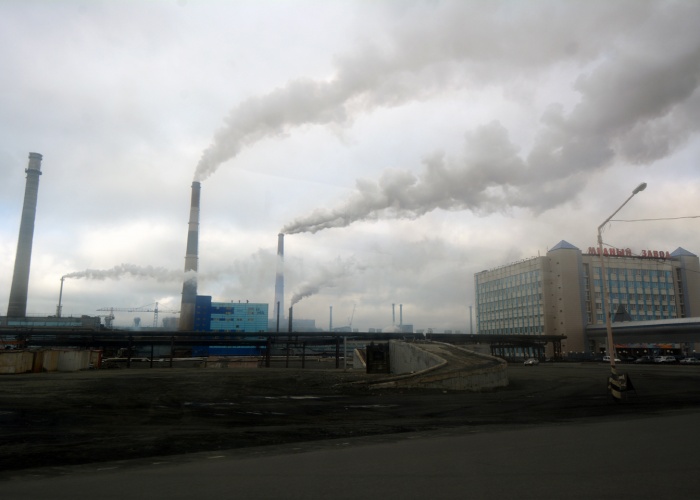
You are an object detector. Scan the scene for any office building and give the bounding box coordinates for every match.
[474,241,700,355]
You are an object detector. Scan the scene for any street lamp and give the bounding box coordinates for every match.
[597,182,647,400]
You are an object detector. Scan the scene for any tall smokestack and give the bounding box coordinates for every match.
[7,153,43,318]
[273,233,285,326]
[329,305,333,332]
[179,181,201,331]
[400,304,403,328]
[392,303,395,326]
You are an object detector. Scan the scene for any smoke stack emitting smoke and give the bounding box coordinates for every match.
[273,233,285,324]
[7,152,43,318]
[188,2,698,236]
[179,181,201,331]
[289,257,364,308]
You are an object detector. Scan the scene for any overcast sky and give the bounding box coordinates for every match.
[1,0,699,331]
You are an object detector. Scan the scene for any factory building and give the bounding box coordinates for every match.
[474,241,700,355]
[193,296,268,333]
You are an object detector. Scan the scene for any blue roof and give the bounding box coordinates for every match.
[550,240,579,251]
[670,247,697,258]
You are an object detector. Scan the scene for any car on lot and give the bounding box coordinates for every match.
[654,355,677,364]
[523,358,539,366]
[680,357,700,364]
[635,355,655,364]
[602,355,621,363]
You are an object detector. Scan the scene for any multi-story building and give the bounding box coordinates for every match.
[193,296,268,333]
[474,241,700,356]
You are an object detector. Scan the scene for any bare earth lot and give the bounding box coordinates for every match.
[1,362,699,476]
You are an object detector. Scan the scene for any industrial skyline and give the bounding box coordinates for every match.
[1,1,699,331]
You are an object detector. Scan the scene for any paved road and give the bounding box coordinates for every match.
[4,409,699,500]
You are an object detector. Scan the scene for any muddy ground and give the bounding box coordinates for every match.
[1,361,699,476]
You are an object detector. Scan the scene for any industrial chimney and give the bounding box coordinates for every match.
[7,153,43,318]
[179,181,201,331]
[273,233,285,327]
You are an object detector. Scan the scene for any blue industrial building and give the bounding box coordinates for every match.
[193,296,269,333]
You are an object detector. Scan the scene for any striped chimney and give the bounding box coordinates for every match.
[179,181,201,331]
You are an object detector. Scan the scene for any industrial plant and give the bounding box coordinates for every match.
[2,152,700,376]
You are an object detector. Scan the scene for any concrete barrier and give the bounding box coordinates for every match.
[1,349,99,374]
[0,350,34,374]
[56,350,91,371]
[389,340,445,375]
[371,341,508,391]
[352,348,366,370]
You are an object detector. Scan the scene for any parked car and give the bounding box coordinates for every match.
[680,357,700,364]
[523,358,540,366]
[635,355,655,364]
[654,356,677,364]
[602,355,621,363]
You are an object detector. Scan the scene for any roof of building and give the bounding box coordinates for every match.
[670,247,697,258]
[549,240,579,251]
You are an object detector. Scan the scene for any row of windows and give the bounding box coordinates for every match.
[479,295,543,309]
[210,307,267,315]
[593,280,676,292]
[480,314,543,323]
[593,292,676,303]
[479,325,545,335]
[594,311,675,322]
[593,267,673,281]
[477,270,541,290]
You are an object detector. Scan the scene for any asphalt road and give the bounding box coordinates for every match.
[1,360,700,498]
[2,409,700,499]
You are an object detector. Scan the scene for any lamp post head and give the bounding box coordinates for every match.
[633,182,647,195]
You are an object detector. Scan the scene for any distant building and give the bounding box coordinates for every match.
[0,315,102,331]
[193,296,268,333]
[474,241,700,355]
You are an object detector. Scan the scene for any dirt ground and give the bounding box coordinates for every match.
[2,361,700,476]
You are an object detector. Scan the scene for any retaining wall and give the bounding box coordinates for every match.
[0,351,34,374]
[374,341,507,391]
[0,349,98,374]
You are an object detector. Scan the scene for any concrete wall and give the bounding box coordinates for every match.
[375,341,508,391]
[402,359,508,391]
[0,351,34,374]
[353,348,366,370]
[1,349,98,374]
[389,340,444,375]
[56,350,92,371]
[38,350,60,372]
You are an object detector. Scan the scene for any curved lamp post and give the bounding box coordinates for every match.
[597,182,647,400]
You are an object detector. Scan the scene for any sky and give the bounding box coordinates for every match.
[1,0,699,332]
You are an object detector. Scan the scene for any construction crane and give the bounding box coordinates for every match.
[348,304,356,331]
[96,302,179,328]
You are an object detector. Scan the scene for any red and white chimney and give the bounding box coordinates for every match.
[179,181,200,331]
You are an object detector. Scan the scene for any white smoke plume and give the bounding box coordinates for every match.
[63,264,189,283]
[279,18,700,233]
[195,1,697,183]
[290,257,363,306]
